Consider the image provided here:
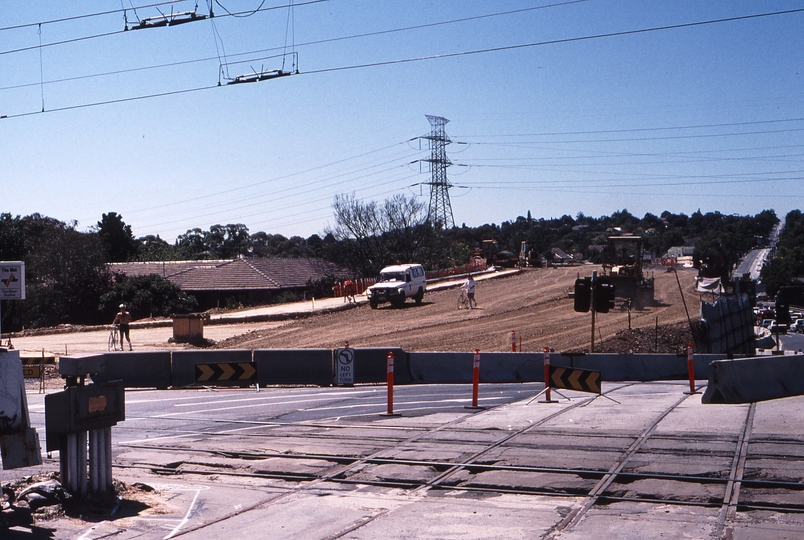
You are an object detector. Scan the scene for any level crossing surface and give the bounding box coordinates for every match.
[11,380,804,539]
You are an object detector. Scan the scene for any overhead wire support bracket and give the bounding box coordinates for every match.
[130,10,207,30]
[225,52,299,85]
[228,69,292,84]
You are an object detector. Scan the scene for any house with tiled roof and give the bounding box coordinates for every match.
[109,258,352,309]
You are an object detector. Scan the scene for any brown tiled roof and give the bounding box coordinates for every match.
[109,258,352,291]
[109,260,230,278]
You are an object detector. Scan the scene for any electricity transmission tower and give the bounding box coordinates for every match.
[422,115,455,229]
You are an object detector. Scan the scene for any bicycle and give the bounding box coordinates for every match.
[458,290,472,310]
[108,324,119,351]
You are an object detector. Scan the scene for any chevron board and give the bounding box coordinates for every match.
[548,365,601,394]
[195,362,257,383]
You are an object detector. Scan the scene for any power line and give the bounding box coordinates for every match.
[119,141,414,217]
[4,5,799,120]
[0,1,585,91]
[455,117,804,139]
[303,8,804,75]
[0,0,328,58]
[0,1,184,32]
[4,4,800,117]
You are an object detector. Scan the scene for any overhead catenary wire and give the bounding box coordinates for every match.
[1,6,802,120]
[0,1,586,91]
[0,0,184,32]
[37,24,44,112]
[0,0,328,58]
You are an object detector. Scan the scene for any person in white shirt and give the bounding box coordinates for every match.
[462,274,477,309]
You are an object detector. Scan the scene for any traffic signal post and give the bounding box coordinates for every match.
[573,271,616,353]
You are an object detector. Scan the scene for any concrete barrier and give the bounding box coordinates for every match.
[171,349,253,388]
[254,349,333,387]
[409,352,542,384]
[90,351,172,389]
[353,348,410,384]
[409,351,734,384]
[703,355,804,404]
[554,353,726,381]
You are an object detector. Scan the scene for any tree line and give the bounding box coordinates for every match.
[0,198,781,331]
[761,210,804,297]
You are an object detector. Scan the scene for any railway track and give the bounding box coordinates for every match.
[107,383,804,539]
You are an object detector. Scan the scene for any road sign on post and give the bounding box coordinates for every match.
[0,262,25,300]
[335,347,355,386]
[0,262,25,343]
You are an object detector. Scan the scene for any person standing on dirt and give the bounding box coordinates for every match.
[113,304,133,351]
[462,274,477,309]
[343,280,357,304]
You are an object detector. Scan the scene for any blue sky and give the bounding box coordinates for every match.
[1,1,803,242]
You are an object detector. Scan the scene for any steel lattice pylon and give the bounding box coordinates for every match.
[422,115,455,229]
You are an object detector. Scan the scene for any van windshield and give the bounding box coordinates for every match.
[380,272,405,282]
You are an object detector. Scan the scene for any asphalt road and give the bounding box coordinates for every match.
[8,380,804,539]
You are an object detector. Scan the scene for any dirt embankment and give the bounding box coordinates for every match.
[218,265,701,354]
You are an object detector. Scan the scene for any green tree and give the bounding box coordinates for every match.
[175,228,208,259]
[136,234,178,261]
[21,214,112,327]
[761,210,804,296]
[100,274,198,319]
[0,213,27,260]
[205,223,250,258]
[97,212,138,262]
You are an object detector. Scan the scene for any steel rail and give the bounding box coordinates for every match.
[110,461,804,515]
[543,392,695,538]
[715,402,757,539]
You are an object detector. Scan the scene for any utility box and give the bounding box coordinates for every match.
[172,313,206,343]
[45,382,125,452]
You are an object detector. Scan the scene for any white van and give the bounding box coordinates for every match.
[366,264,426,309]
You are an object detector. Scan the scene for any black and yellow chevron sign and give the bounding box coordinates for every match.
[195,362,257,383]
[548,365,601,394]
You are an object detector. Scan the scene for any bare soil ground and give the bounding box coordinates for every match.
[218,265,701,354]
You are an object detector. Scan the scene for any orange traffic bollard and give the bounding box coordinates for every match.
[511,330,517,352]
[684,343,700,395]
[383,351,400,415]
[472,349,480,407]
[538,347,558,403]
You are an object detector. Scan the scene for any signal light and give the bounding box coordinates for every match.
[574,278,591,313]
[594,282,616,313]
[776,303,791,325]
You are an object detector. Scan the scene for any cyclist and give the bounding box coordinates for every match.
[461,274,477,309]
[113,304,133,351]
